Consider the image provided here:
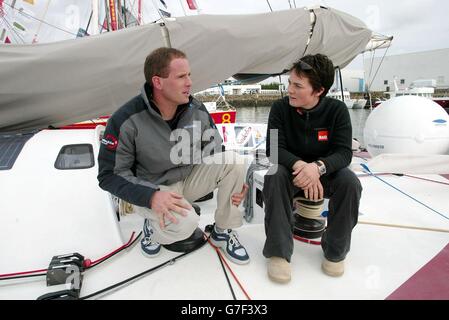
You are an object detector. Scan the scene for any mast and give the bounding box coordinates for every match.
[138,0,142,25]
[91,0,99,35]
[116,0,123,29]
[178,0,187,16]
[103,0,111,31]
[108,0,118,31]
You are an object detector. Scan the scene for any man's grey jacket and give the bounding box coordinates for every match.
[97,84,222,209]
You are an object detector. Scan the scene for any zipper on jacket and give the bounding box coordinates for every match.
[305,112,310,148]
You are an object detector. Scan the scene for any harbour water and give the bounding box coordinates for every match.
[236,106,371,147]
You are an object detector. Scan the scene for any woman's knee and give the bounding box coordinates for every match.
[333,169,362,193]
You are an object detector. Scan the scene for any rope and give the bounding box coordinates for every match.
[0,15,25,43]
[359,220,449,234]
[216,250,236,300]
[360,164,449,222]
[207,237,251,300]
[404,174,449,186]
[3,1,77,36]
[80,235,208,300]
[0,232,140,280]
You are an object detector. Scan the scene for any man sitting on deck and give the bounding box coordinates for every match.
[98,47,250,265]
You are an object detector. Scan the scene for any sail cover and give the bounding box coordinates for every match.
[0,7,372,132]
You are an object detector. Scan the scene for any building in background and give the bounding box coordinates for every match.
[364,48,449,92]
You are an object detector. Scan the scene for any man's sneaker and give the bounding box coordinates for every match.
[140,219,161,258]
[210,226,250,265]
[321,258,344,277]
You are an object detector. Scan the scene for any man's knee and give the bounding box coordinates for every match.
[165,210,200,240]
[223,150,246,178]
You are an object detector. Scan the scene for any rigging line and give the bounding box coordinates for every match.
[278,74,284,99]
[32,0,52,43]
[266,0,273,12]
[0,232,139,280]
[84,10,93,36]
[207,238,251,300]
[404,174,449,186]
[216,250,236,300]
[358,220,449,234]
[366,51,375,89]
[80,236,208,300]
[0,15,25,43]
[0,273,46,281]
[360,164,449,222]
[0,14,23,42]
[151,0,166,23]
[127,0,138,23]
[367,45,390,92]
[3,1,77,36]
[128,0,139,25]
[87,231,141,268]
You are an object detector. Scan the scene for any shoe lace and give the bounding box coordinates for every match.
[142,236,156,246]
[144,220,154,236]
[227,230,241,248]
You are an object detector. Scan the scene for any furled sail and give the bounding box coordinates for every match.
[0,7,372,132]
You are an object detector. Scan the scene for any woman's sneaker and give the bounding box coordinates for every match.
[141,219,161,258]
[210,226,250,265]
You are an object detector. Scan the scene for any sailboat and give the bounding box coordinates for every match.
[3,6,447,301]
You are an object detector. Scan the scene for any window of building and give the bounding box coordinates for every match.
[54,144,94,170]
[384,80,388,85]
[386,86,390,92]
[400,79,405,84]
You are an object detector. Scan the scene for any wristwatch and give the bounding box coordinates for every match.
[314,160,326,176]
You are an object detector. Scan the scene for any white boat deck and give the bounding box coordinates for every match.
[1,173,448,300]
[0,130,448,300]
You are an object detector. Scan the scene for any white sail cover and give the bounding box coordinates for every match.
[0,7,372,132]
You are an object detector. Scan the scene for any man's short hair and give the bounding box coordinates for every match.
[144,47,187,84]
[290,54,335,98]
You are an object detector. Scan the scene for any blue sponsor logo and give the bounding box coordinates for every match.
[433,119,447,124]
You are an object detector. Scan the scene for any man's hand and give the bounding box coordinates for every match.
[150,191,192,229]
[231,184,249,206]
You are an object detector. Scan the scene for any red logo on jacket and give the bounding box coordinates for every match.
[318,130,328,142]
[101,134,118,151]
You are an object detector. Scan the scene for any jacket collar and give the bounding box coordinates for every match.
[140,83,193,118]
[290,96,327,115]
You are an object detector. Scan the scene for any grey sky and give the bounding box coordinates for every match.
[3,0,448,69]
[195,0,449,56]
[190,0,449,70]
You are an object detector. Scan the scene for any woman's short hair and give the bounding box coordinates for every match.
[290,54,335,98]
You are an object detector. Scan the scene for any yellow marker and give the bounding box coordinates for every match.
[222,113,231,123]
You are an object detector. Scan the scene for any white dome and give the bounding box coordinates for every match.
[364,96,449,157]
